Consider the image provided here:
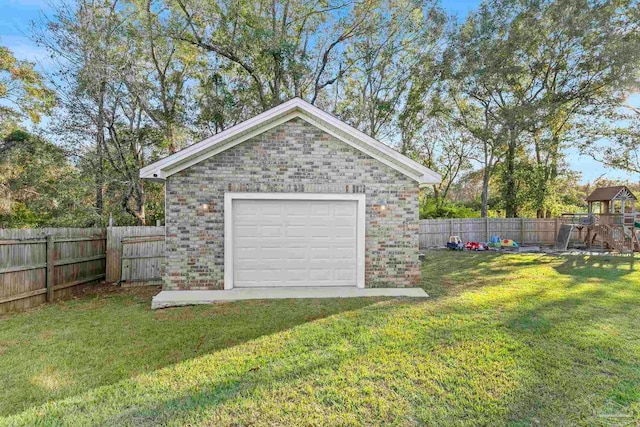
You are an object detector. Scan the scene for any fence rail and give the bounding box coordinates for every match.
[106,226,165,282]
[0,226,165,314]
[120,235,165,285]
[1,219,589,312]
[0,230,106,314]
[418,217,585,249]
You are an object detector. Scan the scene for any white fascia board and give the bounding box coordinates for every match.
[140,97,442,184]
[298,101,442,184]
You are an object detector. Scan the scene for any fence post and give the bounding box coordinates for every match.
[520,218,525,245]
[485,216,490,241]
[106,226,113,283]
[555,218,560,240]
[46,234,55,302]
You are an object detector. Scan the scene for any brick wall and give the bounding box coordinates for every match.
[164,117,420,290]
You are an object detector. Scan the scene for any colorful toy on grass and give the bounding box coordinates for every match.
[501,239,519,248]
[486,235,519,249]
[487,235,502,248]
[446,236,464,251]
[465,241,488,251]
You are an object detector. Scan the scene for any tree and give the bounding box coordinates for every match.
[124,0,201,153]
[34,0,188,225]
[0,130,94,228]
[101,90,165,225]
[0,44,55,135]
[446,0,640,217]
[336,0,446,140]
[33,0,128,221]
[171,0,375,111]
[414,116,477,209]
[579,100,640,175]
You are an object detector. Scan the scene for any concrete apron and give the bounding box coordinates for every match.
[151,287,429,309]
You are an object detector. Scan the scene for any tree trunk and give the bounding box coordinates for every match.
[95,82,106,219]
[481,166,490,218]
[167,123,176,154]
[504,130,518,218]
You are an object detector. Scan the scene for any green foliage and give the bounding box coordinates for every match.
[0,45,55,132]
[3,0,637,227]
[420,197,480,219]
[447,0,640,217]
[0,130,95,228]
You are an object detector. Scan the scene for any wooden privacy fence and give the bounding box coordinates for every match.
[0,229,106,313]
[419,218,583,249]
[106,226,165,282]
[120,235,165,285]
[0,226,164,314]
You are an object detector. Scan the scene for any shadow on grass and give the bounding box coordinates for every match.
[88,272,640,426]
[421,250,638,298]
[500,285,640,424]
[553,254,636,281]
[4,298,409,426]
[3,252,640,425]
[107,346,352,426]
[0,289,384,418]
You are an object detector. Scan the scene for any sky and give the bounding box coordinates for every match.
[1,0,637,184]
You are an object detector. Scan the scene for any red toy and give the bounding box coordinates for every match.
[465,241,488,251]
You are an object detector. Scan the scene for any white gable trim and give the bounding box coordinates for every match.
[613,187,636,201]
[140,98,441,184]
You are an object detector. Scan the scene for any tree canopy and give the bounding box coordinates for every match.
[0,0,638,226]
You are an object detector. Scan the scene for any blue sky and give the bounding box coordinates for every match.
[1,0,637,184]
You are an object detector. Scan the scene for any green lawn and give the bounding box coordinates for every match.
[1,252,639,426]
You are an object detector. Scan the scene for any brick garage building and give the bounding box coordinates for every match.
[141,98,440,291]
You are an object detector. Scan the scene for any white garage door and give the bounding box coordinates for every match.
[232,199,358,287]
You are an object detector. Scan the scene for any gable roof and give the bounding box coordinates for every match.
[585,186,637,201]
[140,98,441,185]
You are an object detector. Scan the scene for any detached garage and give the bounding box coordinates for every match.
[141,98,440,297]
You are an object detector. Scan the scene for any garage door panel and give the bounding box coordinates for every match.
[235,225,258,237]
[232,199,358,288]
[285,216,309,226]
[334,269,356,281]
[309,225,331,238]
[285,203,310,215]
[332,247,356,259]
[259,203,283,216]
[307,247,332,260]
[309,202,331,216]
[334,225,356,238]
[285,226,308,238]
[333,217,356,227]
[308,269,331,280]
[259,226,282,237]
[235,247,260,260]
[334,203,356,216]
[283,250,307,260]
[236,269,284,282]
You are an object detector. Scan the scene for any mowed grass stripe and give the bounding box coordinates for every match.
[0,252,638,425]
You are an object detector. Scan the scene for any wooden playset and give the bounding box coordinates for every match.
[562,186,640,252]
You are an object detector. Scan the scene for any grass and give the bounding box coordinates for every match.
[0,251,639,426]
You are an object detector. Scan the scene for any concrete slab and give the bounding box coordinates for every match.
[151,287,429,309]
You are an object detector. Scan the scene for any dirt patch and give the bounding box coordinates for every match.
[0,340,19,355]
[74,283,160,300]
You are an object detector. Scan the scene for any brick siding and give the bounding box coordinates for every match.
[164,117,420,289]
